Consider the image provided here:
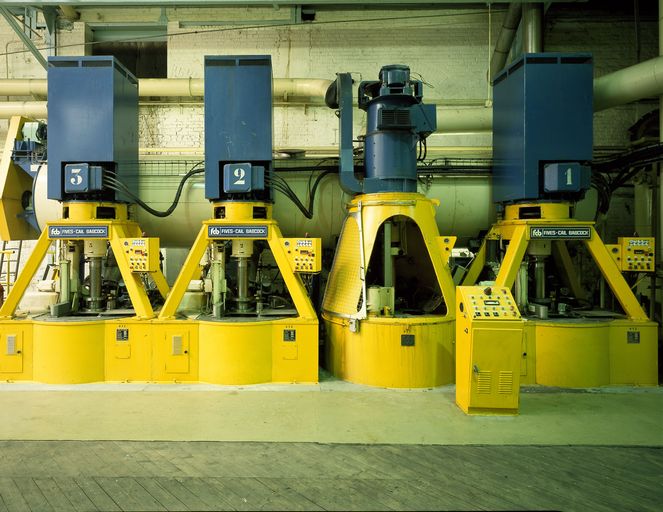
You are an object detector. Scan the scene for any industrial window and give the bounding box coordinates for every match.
[88,24,167,79]
[91,41,166,78]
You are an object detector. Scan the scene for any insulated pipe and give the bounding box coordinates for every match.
[0,79,47,97]
[593,56,663,111]
[437,106,492,132]
[0,77,333,103]
[0,100,494,133]
[0,101,47,118]
[522,3,544,53]
[489,3,522,82]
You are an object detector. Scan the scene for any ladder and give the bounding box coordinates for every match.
[0,240,23,296]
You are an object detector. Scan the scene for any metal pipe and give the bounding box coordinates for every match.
[522,3,543,53]
[0,77,332,102]
[0,79,47,97]
[0,100,494,133]
[0,101,47,118]
[594,55,663,111]
[489,3,522,82]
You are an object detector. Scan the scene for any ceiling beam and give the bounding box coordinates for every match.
[0,1,585,5]
[59,4,80,20]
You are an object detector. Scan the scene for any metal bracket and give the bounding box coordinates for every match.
[0,7,47,70]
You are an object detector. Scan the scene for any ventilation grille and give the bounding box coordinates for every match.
[6,335,16,355]
[477,371,492,394]
[172,335,183,356]
[499,371,514,394]
[379,109,412,129]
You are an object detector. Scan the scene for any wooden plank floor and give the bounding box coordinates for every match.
[0,441,660,511]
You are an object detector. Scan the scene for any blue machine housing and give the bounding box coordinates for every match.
[47,56,138,202]
[204,55,273,202]
[492,53,593,204]
[330,64,436,195]
[359,65,436,193]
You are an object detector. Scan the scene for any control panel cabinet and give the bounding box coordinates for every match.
[606,237,655,273]
[281,238,322,273]
[120,238,161,273]
[456,286,524,415]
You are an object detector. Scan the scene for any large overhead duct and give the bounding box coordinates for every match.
[593,56,663,111]
[522,3,544,53]
[489,3,522,82]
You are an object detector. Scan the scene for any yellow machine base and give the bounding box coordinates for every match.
[321,192,458,389]
[105,319,200,383]
[0,317,318,385]
[324,315,454,388]
[199,318,318,385]
[0,319,33,380]
[520,319,658,387]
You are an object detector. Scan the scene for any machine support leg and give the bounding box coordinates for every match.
[159,225,209,319]
[495,225,529,289]
[151,271,170,300]
[109,225,155,319]
[585,228,649,320]
[462,231,491,286]
[268,226,317,320]
[552,241,586,301]
[425,237,457,312]
[0,228,51,317]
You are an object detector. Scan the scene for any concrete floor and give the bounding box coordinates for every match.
[0,377,661,446]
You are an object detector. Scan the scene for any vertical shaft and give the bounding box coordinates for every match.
[236,257,249,312]
[212,247,226,318]
[534,256,546,301]
[89,257,103,311]
[383,221,393,288]
[59,259,70,305]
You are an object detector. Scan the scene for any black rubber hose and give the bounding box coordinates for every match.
[105,162,204,218]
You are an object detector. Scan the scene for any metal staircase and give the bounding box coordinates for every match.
[0,240,23,296]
